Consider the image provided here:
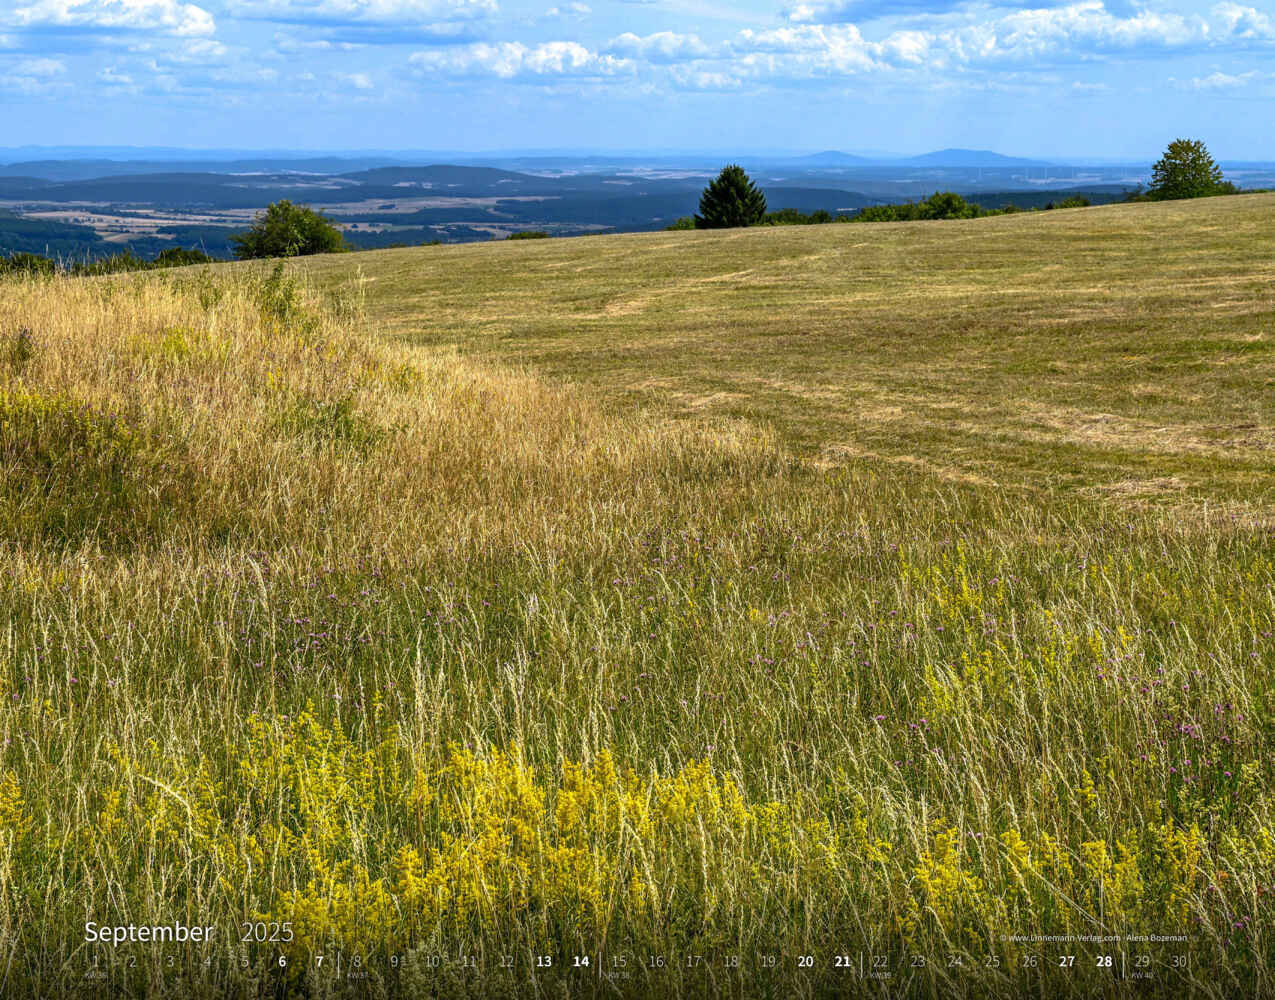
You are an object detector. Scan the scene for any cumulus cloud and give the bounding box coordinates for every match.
[728,2,1231,81]
[604,30,711,61]
[667,65,739,89]
[12,0,215,36]
[1186,68,1261,87]
[1,54,68,92]
[787,0,967,23]
[787,0,1128,23]
[1212,1,1275,38]
[13,55,67,74]
[732,24,884,74]
[543,2,590,19]
[410,39,633,77]
[400,0,1274,94]
[228,0,495,27]
[230,0,497,41]
[983,2,1208,59]
[339,69,374,87]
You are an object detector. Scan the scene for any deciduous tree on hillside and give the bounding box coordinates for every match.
[1147,139,1230,201]
[695,165,767,229]
[231,200,347,260]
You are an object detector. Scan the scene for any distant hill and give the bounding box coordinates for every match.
[341,165,546,187]
[0,209,112,258]
[786,151,874,166]
[761,187,873,212]
[901,149,1050,167]
[0,158,412,182]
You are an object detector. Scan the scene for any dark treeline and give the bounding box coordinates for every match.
[0,246,214,277]
[665,190,1094,231]
[666,141,1252,232]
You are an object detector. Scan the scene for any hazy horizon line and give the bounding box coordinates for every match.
[4,144,1268,166]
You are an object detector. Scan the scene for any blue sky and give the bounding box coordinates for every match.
[2,0,1274,157]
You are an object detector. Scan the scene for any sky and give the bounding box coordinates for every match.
[2,0,1274,158]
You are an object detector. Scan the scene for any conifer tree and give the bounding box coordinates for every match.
[694,165,768,229]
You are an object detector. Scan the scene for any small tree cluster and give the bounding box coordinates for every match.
[1045,196,1091,210]
[230,200,347,260]
[853,191,992,223]
[763,208,839,226]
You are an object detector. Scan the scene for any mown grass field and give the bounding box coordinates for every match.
[310,193,1275,506]
[1,194,1273,998]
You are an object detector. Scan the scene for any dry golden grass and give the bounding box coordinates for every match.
[1,197,1273,998]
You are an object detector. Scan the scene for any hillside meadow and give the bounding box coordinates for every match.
[0,194,1273,997]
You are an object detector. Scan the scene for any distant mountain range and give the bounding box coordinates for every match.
[0,146,1124,177]
[897,148,1050,167]
[4,148,1269,262]
[786,150,876,166]
[782,148,1051,168]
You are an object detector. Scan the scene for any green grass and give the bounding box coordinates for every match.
[0,196,1273,998]
[305,193,1275,507]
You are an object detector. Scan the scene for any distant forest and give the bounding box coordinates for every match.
[1,185,1140,264]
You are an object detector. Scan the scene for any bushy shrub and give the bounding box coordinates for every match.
[154,247,214,267]
[2,247,220,278]
[1045,196,1091,210]
[852,191,990,224]
[230,200,347,260]
[917,191,982,220]
[0,252,56,276]
[763,208,840,226]
[665,217,696,231]
[74,251,152,276]
[506,231,550,240]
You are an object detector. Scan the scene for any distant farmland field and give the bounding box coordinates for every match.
[1,193,1273,997]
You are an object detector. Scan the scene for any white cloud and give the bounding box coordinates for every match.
[1212,1,1275,38]
[13,56,66,75]
[166,37,228,59]
[605,30,711,61]
[273,31,364,51]
[339,70,375,87]
[97,65,134,83]
[983,2,1208,60]
[1,54,68,93]
[12,0,215,36]
[881,29,931,63]
[667,66,739,89]
[410,39,633,77]
[229,0,495,26]
[724,2,1232,81]
[543,2,590,19]
[732,24,884,74]
[1187,68,1261,87]
[395,0,1275,93]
